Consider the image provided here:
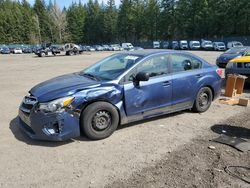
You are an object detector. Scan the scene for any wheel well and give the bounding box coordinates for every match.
[79,100,121,128]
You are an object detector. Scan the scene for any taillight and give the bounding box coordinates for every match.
[216,68,223,77]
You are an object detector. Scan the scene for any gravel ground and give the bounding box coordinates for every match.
[108,111,250,188]
[0,51,249,188]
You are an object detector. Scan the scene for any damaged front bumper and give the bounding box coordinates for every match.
[18,99,80,141]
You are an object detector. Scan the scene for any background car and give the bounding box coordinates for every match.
[179,40,188,50]
[122,43,133,51]
[216,47,249,68]
[22,47,33,53]
[189,41,201,50]
[1,47,10,54]
[227,41,243,49]
[162,41,169,49]
[111,44,123,51]
[201,40,213,50]
[102,45,110,51]
[153,41,160,49]
[213,42,226,51]
[13,48,22,54]
[133,46,144,50]
[93,45,104,51]
[171,41,179,50]
[86,46,95,52]
[225,55,250,82]
[18,50,222,141]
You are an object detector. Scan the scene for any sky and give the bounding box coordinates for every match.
[27,0,120,9]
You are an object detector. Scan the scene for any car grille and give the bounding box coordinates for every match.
[20,95,37,114]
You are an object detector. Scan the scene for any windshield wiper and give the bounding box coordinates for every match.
[82,73,100,81]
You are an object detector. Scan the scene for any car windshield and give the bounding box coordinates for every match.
[204,41,212,45]
[218,43,224,46]
[234,42,243,47]
[225,48,246,54]
[80,54,142,80]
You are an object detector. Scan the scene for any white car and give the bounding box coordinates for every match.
[153,41,160,49]
[13,48,22,54]
[227,41,243,49]
[213,42,226,51]
[122,43,134,51]
[110,44,122,51]
[189,41,201,50]
[179,40,188,50]
[201,40,213,50]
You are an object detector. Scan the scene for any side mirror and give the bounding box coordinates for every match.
[134,72,149,86]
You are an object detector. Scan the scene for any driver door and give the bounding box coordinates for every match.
[122,54,172,119]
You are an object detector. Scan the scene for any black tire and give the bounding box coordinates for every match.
[67,50,74,56]
[192,87,213,113]
[81,102,119,140]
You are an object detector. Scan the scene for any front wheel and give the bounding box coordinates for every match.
[81,102,119,140]
[192,87,213,113]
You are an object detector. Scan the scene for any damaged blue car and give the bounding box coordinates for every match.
[19,50,222,141]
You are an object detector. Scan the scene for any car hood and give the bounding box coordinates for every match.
[30,73,100,102]
[218,53,241,61]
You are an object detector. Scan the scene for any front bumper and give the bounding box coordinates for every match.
[18,107,80,141]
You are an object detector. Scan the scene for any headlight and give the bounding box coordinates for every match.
[38,96,74,113]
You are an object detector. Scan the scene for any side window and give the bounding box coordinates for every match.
[125,55,169,82]
[170,54,202,73]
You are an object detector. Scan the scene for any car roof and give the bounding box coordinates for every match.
[119,49,198,58]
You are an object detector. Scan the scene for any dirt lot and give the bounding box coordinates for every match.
[0,51,250,188]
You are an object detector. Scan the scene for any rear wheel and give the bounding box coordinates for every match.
[81,102,119,140]
[192,87,213,113]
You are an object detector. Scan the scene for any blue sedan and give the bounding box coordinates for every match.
[19,50,222,141]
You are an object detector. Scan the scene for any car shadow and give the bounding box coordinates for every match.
[9,117,76,147]
[211,124,250,139]
[117,110,185,130]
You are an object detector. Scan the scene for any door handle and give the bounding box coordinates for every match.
[162,81,171,87]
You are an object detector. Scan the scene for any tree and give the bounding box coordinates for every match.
[66,2,86,43]
[103,0,118,43]
[144,0,160,41]
[117,0,133,41]
[33,0,52,42]
[160,0,176,39]
[49,2,68,43]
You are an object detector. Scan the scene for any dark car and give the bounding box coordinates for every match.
[19,50,222,141]
[171,41,179,50]
[216,47,249,68]
[1,47,10,54]
[22,47,33,53]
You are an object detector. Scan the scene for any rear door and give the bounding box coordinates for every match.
[122,54,172,117]
[169,53,203,108]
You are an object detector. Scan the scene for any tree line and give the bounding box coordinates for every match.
[0,0,250,44]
